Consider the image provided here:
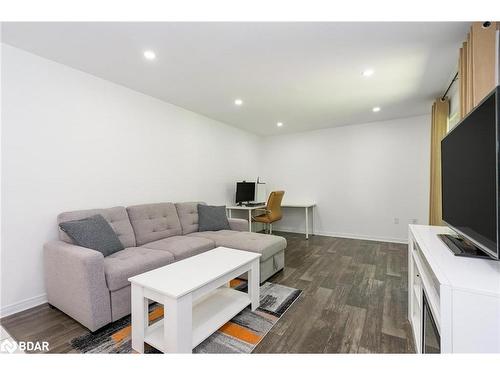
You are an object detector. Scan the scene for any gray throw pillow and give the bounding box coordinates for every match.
[198,204,231,232]
[59,214,124,257]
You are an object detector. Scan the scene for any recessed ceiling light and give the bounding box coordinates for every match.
[372,106,381,112]
[143,50,156,60]
[277,122,284,127]
[234,99,243,106]
[362,69,374,77]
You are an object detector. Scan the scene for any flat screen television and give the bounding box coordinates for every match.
[235,182,255,204]
[440,86,499,260]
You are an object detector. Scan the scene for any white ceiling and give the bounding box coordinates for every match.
[1,22,469,135]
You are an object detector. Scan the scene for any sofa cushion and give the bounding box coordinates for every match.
[58,206,136,248]
[127,203,182,246]
[175,202,205,235]
[187,229,238,242]
[141,236,215,261]
[227,218,249,232]
[198,204,231,232]
[59,214,124,257]
[103,247,175,291]
[189,231,286,261]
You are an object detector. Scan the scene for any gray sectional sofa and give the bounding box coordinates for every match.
[43,202,286,331]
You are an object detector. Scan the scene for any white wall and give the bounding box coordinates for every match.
[261,115,431,243]
[0,45,261,316]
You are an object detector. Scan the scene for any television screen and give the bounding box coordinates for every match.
[441,88,498,259]
[236,182,255,203]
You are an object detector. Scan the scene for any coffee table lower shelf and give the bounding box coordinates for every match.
[144,287,251,352]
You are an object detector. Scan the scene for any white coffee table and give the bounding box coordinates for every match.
[128,247,261,353]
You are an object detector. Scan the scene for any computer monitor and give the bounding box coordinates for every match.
[235,182,255,204]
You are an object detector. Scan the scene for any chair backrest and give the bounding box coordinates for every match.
[266,191,285,221]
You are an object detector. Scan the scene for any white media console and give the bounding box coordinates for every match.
[408,225,500,353]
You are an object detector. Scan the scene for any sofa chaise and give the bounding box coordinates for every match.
[43,202,286,331]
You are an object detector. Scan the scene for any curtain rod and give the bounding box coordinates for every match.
[441,72,458,101]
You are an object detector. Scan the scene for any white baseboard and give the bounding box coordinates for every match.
[274,226,408,244]
[0,293,47,318]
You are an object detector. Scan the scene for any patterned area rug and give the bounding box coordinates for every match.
[71,280,301,354]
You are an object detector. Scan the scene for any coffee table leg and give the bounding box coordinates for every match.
[163,294,192,353]
[131,284,148,353]
[248,260,260,311]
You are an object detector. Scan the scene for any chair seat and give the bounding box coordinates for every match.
[104,247,175,291]
[141,235,215,260]
[253,190,284,225]
[253,214,272,223]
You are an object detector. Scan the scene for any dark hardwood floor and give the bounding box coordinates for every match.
[255,232,414,353]
[1,232,415,353]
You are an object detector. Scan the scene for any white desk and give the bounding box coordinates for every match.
[226,202,316,239]
[282,202,316,239]
[226,205,266,232]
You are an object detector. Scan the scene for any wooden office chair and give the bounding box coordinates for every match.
[252,191,285,234]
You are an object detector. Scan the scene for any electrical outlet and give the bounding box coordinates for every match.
[411,218,418,224]
[394,218,399,224]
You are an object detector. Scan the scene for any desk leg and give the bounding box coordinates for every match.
[305,206,309,239]
[248,260,260,310]
[311,206,314,237]
[248,210,252,232]
[131,284,148,354]
[163,294,192,353]
[227,208,232,219]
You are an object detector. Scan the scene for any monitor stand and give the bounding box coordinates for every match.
[437,234,492,259]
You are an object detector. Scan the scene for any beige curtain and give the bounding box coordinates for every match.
[459,22,498,119]
[429,99,449,226]
[433,22,498,225]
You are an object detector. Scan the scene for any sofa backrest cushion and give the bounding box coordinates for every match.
[175,202,206,235]
[126,202,182,246]
[57,206,136,248]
